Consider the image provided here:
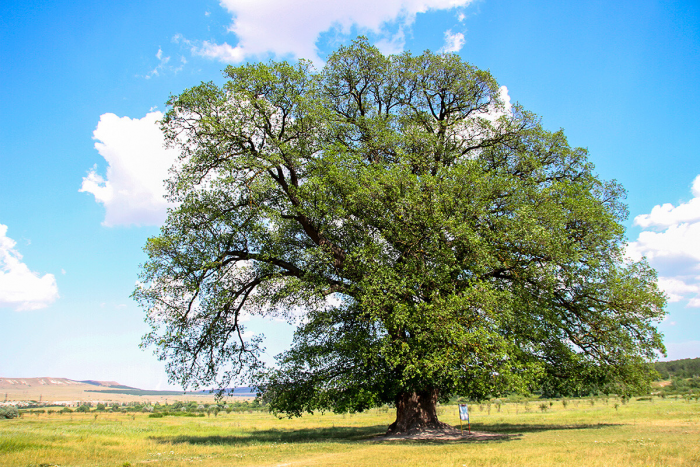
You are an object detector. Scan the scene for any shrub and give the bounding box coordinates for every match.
[493,399,503,412]
[0,406,19,419]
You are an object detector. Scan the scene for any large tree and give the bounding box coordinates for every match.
[134,39,666,433]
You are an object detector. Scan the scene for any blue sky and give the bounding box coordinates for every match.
[1,0,699,390]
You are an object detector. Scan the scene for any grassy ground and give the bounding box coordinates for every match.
[1,398,699,466]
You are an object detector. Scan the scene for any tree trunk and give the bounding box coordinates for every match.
[386,388,453,434]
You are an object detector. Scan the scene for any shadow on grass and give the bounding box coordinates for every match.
[472,422,620,434]
[150,425,387,446]
[151,422,619,447]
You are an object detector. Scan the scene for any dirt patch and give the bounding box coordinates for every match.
[375,425,513,442]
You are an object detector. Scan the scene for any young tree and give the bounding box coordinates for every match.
[134,39,666,433]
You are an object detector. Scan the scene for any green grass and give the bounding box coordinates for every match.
[1,398,699,466]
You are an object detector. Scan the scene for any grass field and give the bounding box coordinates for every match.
[1,398,699,466]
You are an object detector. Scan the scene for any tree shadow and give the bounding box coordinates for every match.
[150,422,619,447]
[472,422,620,434]
[370,423,619,445]
[150,425,387,446]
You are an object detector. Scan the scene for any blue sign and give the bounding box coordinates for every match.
[458,403,469,421]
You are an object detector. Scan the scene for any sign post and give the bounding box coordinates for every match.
[458,403,470,435]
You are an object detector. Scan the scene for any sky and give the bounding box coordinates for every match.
[1,0,699,390]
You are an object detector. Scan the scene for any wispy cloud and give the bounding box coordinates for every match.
[145,47,186,79]
[193,41,245,63]
[439,29,465,53]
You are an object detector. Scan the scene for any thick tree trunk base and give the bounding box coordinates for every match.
[386,389,454,435]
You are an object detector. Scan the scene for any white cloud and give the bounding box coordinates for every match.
[628,223,700,271]
[495,85,512,116]
[194,41,245,62]
[439,29,465,53]
[146,48,170,79]
[634,175,700,228]
[0,224,59,311]
[145,47,186,79]
[80,112,179,227]
[657,277,700,303]
[628,175,700,307]
[193,0,474,64]
[374,28,407,55]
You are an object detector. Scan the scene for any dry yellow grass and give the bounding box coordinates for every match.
[1,398,699,466]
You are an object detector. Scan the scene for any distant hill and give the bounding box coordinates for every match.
[79,380,133,389]
[0,378,87,389]
[0,378,254,403]
[655,358,700,379]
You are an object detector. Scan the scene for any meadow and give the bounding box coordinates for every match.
[1,397,699,466]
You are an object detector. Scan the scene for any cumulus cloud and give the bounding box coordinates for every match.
[374,28,407,55]
[634,175,700,228]
[628,175,700,307]
[657,277,700,303]
[80,112,179,227]
[193,0,474,64]
[491,86,512,118]
[0,224,59,311]
[439,29,465,53]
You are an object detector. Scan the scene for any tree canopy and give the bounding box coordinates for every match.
[134,39,666,433]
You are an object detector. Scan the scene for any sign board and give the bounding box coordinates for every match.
[458,403,469,422]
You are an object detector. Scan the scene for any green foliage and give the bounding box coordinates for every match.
[0,406,19,419]
[655,357,700,380]
[77,405,90,413]
[134,38,666,417]
[669,376,700,392]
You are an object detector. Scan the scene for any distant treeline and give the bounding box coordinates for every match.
[85,389,188,396]
[84,387,255,397]
[655,358,700,379]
